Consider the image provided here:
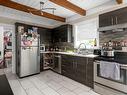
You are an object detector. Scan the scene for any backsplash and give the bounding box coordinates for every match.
[52,42,74,51]
[99,29,127,50]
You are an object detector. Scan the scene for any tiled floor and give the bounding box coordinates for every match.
[1,68,100,95]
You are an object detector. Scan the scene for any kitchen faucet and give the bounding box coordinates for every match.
[77,43,87,54]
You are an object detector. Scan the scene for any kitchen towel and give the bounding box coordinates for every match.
[100,61,120,80]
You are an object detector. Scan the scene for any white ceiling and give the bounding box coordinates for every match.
[0,0,117,28]
[69,0,112,10]
[11,0,112,18]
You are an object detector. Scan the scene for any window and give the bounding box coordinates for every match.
[74,17,99,49]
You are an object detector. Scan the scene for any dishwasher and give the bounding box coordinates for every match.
[53,54,61,74]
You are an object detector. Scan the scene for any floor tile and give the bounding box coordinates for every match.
[78,91,91,95]
[57,87,71,95]
[51,75,63,83]
[60,81,78,91]
[26,87,44,95]
[89,90,101,95]
[9,79,21,89]
[73,87,90,95]
[47,80,63,90]
[20,79,34,90]
[64,91,77,95]
[30,78,49,90]
[40,87,60,95]
[12,86,27,95]
[3,69,101,95]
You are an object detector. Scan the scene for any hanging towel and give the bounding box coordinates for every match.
[100,61,120,80]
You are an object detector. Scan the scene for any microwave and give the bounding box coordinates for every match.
[40,44,45,52]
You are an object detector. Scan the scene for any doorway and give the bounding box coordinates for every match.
[0,24,15,75]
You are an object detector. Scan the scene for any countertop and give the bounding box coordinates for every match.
[40,51,98,58]
[95,56,127,64]
[40,51,127,64]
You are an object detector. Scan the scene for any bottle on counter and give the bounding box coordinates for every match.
[94,38,97,46]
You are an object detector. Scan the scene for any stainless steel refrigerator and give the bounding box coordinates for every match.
[16,26,40,78]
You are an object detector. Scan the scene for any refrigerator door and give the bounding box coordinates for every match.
[20,46,40,77]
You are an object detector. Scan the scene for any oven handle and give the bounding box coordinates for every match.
[121,64,127,70]
[94,61,127,70]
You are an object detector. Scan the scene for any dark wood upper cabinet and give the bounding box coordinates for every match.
[115,7,127,24]
[99,12,114,27]
[99,7,127,27]
[38,28,52,44]
[52,24,73,43]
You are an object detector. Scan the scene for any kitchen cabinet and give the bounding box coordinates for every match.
[75,57,87,84]
[86,58,94,88]
[61,55,74,79]
[99,12,113,27]
[15,22,52,44]
[114,7,127,24]
[99,7,127,27]
[38,28,52,44]
[52,24,73,43]
[61,54,94,88]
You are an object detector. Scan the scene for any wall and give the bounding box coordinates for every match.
[53,42,74,51]
[74,17,99,49]
[0,26,4,58]
[99,30,127,50]
[0,23,15,73]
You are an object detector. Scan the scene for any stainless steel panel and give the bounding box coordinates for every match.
[94,83,126,95]
[53,55,61,74]
[20,47,40,77]
[94,61,127,93]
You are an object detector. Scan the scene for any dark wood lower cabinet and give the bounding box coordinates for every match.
[61,54,94,88]
[86,58,94,88]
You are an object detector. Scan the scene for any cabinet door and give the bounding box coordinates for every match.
[52,24,73,43]
[52,28,59,43]
[99,12,113,27]
[38,28,52,44]
[61,55,74,79]
[75,57,87,84]
[86,58,94,88]
[115,7,127,24]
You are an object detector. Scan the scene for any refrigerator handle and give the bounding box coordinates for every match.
[38,35,40,56]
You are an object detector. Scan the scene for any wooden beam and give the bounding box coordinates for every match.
[49,0,86,16]
[116,0,123,4]
[0,0,66,22]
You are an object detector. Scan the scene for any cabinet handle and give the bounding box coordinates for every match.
[76,62,77,68]
[111,17,114,25]
[72,61,74,68]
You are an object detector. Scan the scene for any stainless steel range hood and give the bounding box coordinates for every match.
[98,23,127,32]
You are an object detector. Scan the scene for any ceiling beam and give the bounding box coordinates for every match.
[49,0,86,16]
[0,0,66,22]
[116,0,123,4]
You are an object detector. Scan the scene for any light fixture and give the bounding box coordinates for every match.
[28,1,56,15]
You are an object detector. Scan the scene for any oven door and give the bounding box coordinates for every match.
[94,61,127,93]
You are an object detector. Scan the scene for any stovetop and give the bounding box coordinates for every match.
[94,56,127,64]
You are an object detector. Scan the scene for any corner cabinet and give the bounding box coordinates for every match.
[52,24,73,43]
[61,54,94,88]
[38,28,52,44]
[99,7,127,27]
